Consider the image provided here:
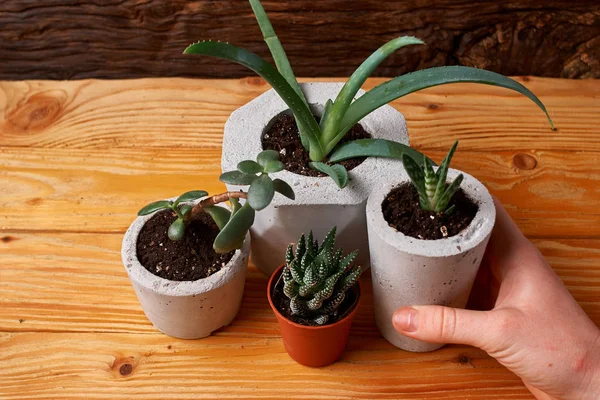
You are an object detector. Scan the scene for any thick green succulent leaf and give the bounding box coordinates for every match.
[220,170,257,186]
[319,226,337,254]
[256,150,280,168]
[338,250,358,273]
[320,291,345,315]
[296,233,306,260]
[229,197,242,215]
[306,231,316,259]
[423,155,437,209]
[263,160,284,173]
[174,190,208,206]
[338,265,361,293]
[179,204,193,218]
[290,259,304,283]
[435,174,464,213]
[282,264,293,283]
[313,314,329,325]
[321,36,424,145]
[328,138,436,166]
[309,162,348,189]
[319,99,334,131]
[184,40,324,159]
[290,296,309,316]
[167,218,186,241]
[302,258,318,286]
[402,153,429,207]
[213,203,255,253]
[237,160,263,174]
[138,200,172,216]
[248,174,275,211]
[338,66,554,143]
[285,244,294,266]
[273,178,295,200]
[203,206,232,231]
[283,279,298,299]
[433,140,458,204]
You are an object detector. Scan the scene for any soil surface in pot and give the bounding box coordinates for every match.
[262,113,371,177]
[382,183,478,240]
[136,210,234,281]
[271,271,359,326]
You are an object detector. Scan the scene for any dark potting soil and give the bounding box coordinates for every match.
[136,210,234,281]
[382,183,479,240]
[271,270,359,326]
[261,113,371,177]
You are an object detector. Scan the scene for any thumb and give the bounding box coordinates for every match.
[392,305,492,348]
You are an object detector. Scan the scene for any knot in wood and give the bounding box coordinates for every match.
[513,153,537,170]
[4,90,66,134]
[119,363,133,376]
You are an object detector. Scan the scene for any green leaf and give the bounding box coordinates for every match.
[237,160,263,174]
[174,190,208,206]
[230,197,242,215]
[219,170,257,186]
[256,150,280,168]
[203,206,232,230]
[328,138,436,166]
[248,175,275,211]
[213,203,255,253]
[272,178,295,200]
[184,41,325,160]
[138,200,172,216]
[435,174,464,213]
[338,66,554,145]
[321,36,424,146]
[180,204,193,217]
[319,99,334,131]
[263,160,284,173]
[309,162,348,189]
[402,153,429,208]
[168,218,186,241]
[433,140,458,206]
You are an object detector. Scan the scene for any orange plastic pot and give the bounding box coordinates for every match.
[267,264,361,367]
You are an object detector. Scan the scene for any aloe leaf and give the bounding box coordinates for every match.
[184,41,324,160]
[238,160,263,174]
[319,99,334,131]
[401,153,429,208]
[248,174,275,211]
[334,66,555,148]
[213,203,255,253]
[263,160,284,173]
[168,218,186,241]
[435,174,464,213]
[174,190,208,206]
[433,140,458,203]
[138,200,172,216]
[273,178,295,200]
[230,197,242,215]
[328,138,436,166]
[309,162,348,189]
[321,36,424,145]
[203,206,232,230]
[220,170,257,186]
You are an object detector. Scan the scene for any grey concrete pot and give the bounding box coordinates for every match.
[366,169,495,352]
[222,82,408,276]
[121,202,250,339]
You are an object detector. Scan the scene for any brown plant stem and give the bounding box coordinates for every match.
[187,191,247,221]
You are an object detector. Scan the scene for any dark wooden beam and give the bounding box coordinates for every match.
[0,0,598,80]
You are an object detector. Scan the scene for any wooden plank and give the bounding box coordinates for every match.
[1,232,598,334]
[0,147,599,238]
[0,1,598,80]
[0,331,533,400]
[1,77,598,151]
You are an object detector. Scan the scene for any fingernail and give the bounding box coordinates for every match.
[393,307,419,332]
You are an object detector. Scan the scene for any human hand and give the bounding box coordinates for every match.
[392,198,600,400]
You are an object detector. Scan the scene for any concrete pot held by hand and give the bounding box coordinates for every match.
[366,168,496,352]
[121,202,250,339]
[222,82,408,276]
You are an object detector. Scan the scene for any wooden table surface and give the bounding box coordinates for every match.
[1,77,599,399]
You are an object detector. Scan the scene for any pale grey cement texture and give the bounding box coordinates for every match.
[121,201,250,339]
[366,169,496,352]
[222,82,409,276]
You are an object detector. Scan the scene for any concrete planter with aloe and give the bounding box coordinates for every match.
[121,151,295,339]
[184,0,554,276]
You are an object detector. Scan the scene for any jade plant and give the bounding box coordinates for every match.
[183,0,554,188]
[281,227,361,325]
[138,150,294,253]
[402,141,462,214]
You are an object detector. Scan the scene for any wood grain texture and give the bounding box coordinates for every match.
[0,77,599,399]
[0,1,599,80]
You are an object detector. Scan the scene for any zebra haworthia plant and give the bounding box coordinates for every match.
[183,0,554,188]
[282,227,361,325]
[402,140,462,214]
[138,150,294,254]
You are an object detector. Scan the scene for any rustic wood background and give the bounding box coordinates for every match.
[1,0,599,80]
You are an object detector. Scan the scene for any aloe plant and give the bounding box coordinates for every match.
[281,227,361,325]
[184,0,554,188]
[138,150,294,253]
[402,141,462,214]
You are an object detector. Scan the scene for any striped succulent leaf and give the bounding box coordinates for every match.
[281,227,362,325]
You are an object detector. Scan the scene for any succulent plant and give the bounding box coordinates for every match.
[402,140,463,214]
[138,150,294,253]
[183,0,554,188]
[281,227,361,325]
